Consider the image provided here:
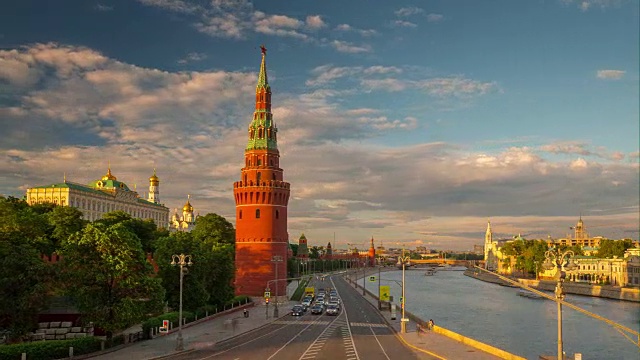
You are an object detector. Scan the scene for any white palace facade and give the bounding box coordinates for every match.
[25,167,170,226]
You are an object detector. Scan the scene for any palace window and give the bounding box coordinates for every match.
[256,209,260,219]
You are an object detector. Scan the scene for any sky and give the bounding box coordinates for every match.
[0,0,638,251]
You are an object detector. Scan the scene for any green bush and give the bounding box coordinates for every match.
[194,304,218,318]
[0,337,101,360]
[141,311,194,339]
[291,279,309,301]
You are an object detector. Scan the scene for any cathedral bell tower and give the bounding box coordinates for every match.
[233,46,290,297]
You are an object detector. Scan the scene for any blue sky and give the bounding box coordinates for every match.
[1,0,638,250]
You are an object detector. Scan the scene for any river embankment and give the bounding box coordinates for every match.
[464,268,640,302]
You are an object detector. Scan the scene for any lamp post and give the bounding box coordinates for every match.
[398,248,411,333]
[543,249,578,360]
[271,255,283,318]
[171,254,192,351]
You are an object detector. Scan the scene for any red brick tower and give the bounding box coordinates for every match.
[233,46,290,297]
[368,237,376,266]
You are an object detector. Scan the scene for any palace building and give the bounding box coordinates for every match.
[233,46,291,297]
[25,167,169,226]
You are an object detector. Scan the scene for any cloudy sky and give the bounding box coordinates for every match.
[1,0,638,250]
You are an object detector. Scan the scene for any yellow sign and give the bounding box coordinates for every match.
[379,285,390,301]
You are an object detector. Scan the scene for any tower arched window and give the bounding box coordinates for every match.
[257,172,261,185]
[276,210,279,219]
[239,210,243,220]
[272,173,276,180]
[258,159,262,166]
[256,209,260,219]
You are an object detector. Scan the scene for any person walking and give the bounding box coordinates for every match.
[428,319,434,330]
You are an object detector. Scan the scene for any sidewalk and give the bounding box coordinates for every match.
[89,281,299,360]
[347,274,508,360]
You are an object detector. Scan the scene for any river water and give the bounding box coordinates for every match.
[359,269,640,360]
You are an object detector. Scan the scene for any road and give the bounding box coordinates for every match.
[166,274,425,360]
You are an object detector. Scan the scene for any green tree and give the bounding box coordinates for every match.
[0,232,54,342]
[596,239,633,258]
[46,206,87,250]
[154,232,210,311]
[60,223,165,338]
[97,211,159,253]
[191,213,235,246]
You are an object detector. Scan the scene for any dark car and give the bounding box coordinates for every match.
[310,304,324,315]
[291,305,304,316]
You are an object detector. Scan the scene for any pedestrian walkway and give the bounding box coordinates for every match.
[347,272,512,360]
[89,281,299,360]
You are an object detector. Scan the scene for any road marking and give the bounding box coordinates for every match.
[349,322,387,328]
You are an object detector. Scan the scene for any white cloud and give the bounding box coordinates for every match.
[395,7,424,17]
[335,24,377,36]
[418,77,499,97]
[596,69,625,80]
[95,3,114,11]
[561,0,625,11]
[177,52,208,64]
[570,158,589,169]
[306,15,325,29]
[393,20,417,28]
[427,13,444,22]
[330,40,372,54]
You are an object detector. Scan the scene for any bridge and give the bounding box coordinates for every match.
[396,259,481,268]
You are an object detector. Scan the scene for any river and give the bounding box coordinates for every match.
[359,269,640,360]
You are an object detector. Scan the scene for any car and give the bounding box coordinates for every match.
[328,300,340,308]
[310,304,324,315]
[330,296,340,304]
[291,305,304,316]
[301,297,313,307]
[325,305,339,316]
[315,296,325,305]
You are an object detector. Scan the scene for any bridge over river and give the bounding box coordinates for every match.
[360,268,640,359]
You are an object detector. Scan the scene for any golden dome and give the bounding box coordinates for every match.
[102,167,117,181]
[183,195,193,212]
[149,169,159,183]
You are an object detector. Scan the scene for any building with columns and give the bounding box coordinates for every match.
[170,195,197,232]
[233,46,291,297]
[25,167,169,226]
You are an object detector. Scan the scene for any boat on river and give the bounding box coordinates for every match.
[517,289,544,299]
[425,268,436,276]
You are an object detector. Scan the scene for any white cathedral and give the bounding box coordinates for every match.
[170,195,197,232]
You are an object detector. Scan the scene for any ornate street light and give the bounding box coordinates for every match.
[543,248,578,360]
[397,248,411,334]
[171,254,193,351]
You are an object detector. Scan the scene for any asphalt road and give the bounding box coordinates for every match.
[167,274,420,360]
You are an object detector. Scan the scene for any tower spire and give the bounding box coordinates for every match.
[247,45,277,151]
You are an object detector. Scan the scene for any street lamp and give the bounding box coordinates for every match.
[272,255,283,318]
[398,248,411,333]
[543,248,578,360]
[171,254,192,351]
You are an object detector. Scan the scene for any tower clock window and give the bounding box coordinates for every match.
[256,209,260,219]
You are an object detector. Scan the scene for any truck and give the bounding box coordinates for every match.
[304,287,315,300]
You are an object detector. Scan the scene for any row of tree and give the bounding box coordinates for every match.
[0,196,236,342]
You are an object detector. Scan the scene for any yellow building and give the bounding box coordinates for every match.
[26,167,169,226]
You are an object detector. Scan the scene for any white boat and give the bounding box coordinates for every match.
[425,268,436,276]
[517,289,544,299]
